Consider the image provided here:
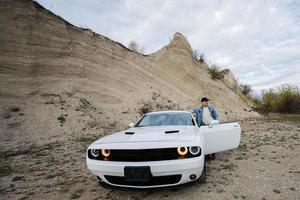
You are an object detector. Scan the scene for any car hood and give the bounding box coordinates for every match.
[94,126,196,145]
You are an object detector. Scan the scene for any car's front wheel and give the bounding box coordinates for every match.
[197,159,206,183]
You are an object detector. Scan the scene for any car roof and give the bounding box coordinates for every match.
[146,110,192,115]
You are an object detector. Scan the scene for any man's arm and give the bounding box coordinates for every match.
[191,108,201,127]
[191,108,198,120]
[210,107,219,120]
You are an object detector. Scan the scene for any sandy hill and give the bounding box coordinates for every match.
[0,0,258,146]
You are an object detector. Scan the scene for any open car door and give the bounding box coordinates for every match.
[200,122,241,155]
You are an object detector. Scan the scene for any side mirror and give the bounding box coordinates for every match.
[128,123,134,128]
[208,120,219,128]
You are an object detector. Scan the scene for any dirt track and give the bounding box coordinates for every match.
[0,114,299,200]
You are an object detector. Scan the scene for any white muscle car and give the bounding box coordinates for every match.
[86,111,241,188]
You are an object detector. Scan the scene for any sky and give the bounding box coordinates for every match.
[35,0,300,93]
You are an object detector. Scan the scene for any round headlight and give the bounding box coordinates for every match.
[177,147,188,156]
[189,146,201,155]
[101,149,110,157]
[91,149,100,157]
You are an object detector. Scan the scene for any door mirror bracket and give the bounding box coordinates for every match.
[128,122,134,128]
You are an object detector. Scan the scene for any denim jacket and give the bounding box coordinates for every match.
[192,106,219,127]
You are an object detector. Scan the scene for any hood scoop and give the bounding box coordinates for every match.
[124,131,135,135]
[165,130,180,134]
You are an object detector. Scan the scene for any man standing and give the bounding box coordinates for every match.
[192,97,219,127]
[192,97,219,159]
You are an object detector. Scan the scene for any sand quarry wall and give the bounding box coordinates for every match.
[0,0,259,145]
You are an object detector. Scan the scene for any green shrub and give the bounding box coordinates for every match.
[249,95,262,108]
[261,89,277,112]
[260,84,300,113]
[239,84,252,98]
[192,50,205,63]
[274,84,299,112]
[128,40,138,51]
[128,40,144,54]
[137,101,154,116]
[234,79,240,93]
[208,65,224,80]
[57,115,66,124]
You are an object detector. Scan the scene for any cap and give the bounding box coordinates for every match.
[201,97,209,102]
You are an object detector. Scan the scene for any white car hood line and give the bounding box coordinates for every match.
[95,126,196,144]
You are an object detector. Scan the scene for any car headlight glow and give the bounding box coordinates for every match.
[91,149,100,157]
[189,146,201,155]
[101,149,110,157]
[177,146,188,156]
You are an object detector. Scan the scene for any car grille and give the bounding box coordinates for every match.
[104,174,182,186]
[108,148,180,161]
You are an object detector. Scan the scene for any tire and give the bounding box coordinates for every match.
[197,159,206,183]
[205,153,216,160]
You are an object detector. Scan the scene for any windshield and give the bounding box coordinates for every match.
[135,113,195,127]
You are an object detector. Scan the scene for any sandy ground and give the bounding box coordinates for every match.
[0,114,299,200]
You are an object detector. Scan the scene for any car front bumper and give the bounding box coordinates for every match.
[86,155,204,188]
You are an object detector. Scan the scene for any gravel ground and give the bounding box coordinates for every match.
[0,114,299,200]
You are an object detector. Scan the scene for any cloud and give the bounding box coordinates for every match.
[35,0,300,92]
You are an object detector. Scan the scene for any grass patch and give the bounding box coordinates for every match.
[279,136,286,142]
[273,189,281,194]
[238,143,248,151]
[235,156,244,160]
[0,162,14,177]
[222,163,235,171]
[137,92,180,116]
[12,175,25,182]
[77,136,96,152]
[77,136,95,146]
[10,106,20,112]
[45,174,56,179]
[70,188,84,199]
[42,142,62,150]
[208,65,224,80]
[57,115,66,124]
[137,101,153,116]
[217,189,225,193]
[0,142,62,158]
[35,151,49,157]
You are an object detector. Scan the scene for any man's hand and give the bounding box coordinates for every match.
[192,112,196,118]
[208,120,219,128]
